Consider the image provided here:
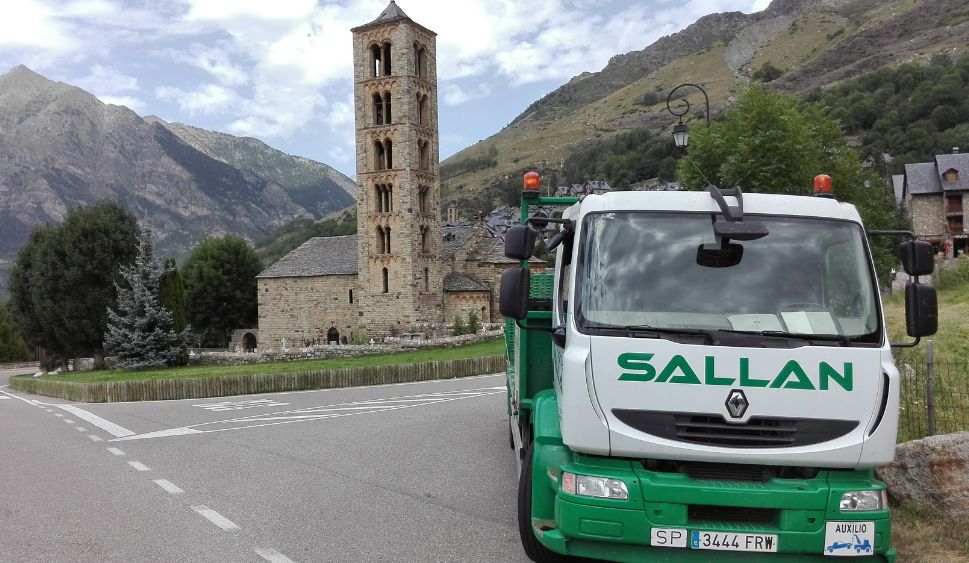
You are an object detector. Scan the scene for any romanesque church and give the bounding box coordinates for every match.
[254,2,524,350]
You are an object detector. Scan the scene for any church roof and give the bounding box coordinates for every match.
[257,235,359,278]
[351,1,436,35]
[443,272,490,292]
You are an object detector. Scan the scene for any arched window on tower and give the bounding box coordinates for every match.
[372,93,383,125]
[414,44,426,78]
[375,226,385,254]
[418,185,430,214]
[374,141,385,171]
[382,42,392,76]
[416,94,427,126]
[424,267,429,291]
[385,226,391,254]
[371,44,382,78]
[383,92,392,124]
[420,226,430,254]
[382,267,389,293]
[418,140,430,171]
[384,139,393,169]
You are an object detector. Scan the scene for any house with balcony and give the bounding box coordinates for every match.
[902,149,969,257]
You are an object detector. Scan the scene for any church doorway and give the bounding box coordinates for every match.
[243,332,257,352]
[327,327,340,344]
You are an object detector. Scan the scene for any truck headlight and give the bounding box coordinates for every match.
[561,472,628,500]
[840,490,887,511]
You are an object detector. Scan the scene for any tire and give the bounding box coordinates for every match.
[518,443,571,562]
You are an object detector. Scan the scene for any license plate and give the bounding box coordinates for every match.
[690,530,778,552]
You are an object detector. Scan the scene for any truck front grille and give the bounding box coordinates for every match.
[689,504,778,525]
[612,410,858,448]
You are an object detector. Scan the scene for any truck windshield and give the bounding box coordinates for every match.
[575,212,880,343]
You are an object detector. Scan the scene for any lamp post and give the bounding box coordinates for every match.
[666,83,710,149]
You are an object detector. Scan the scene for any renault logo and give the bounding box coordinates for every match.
[725,389,749,419]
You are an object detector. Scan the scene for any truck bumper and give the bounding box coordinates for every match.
[533,454,894,562]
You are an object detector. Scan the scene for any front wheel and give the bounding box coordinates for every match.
[518,443,571,562]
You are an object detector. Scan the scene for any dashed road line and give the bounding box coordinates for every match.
[191,505,239,531]
[75,426,87,432]
[56,404,134,437]
[153,479,185,495]
[254,547,296,562]
[88,435,103,442]
[128,461,150,472]
[63,419,75,424]
[107,447,125,456]
[0,395,8,400]
[54,413,64,418]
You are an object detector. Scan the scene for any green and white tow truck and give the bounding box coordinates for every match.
[500,172,938,562]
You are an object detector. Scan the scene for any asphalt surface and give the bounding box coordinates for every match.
[0,372,527,562]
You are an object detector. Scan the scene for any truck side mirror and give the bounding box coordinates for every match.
[500,267,530,320]
[900,241,934,276]
[504,225,538,260]
[906,283,938,337]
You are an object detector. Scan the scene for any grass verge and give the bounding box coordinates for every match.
[893,503,969,562]
[37,338,503,383]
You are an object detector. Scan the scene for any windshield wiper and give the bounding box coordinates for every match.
[715,329,854,346]
[585,324,716,344]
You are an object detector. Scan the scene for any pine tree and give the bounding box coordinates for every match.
[451,313,466,336]
[466,310,481,334]
[104,230,183,370]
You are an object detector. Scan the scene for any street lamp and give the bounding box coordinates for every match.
[666,83,710,149]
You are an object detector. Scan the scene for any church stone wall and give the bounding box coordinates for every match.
[444,292,491,324]
[258,276,360,350]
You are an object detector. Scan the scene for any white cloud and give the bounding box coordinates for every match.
[156,84,240,117]
[75,64,139,93]
[168,44,250,86]
[183,0,317,21]
[0,1,75,51]
[442,82,492,106]
[98,94,148,114]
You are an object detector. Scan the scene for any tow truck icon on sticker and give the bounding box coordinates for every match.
[823,521,874,556]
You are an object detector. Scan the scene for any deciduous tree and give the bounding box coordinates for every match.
[182,235,262,347]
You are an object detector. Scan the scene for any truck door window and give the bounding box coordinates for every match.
[555,237,573,325]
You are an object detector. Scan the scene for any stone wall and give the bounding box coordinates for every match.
[444,291,491,323]
[257,275,360,351]
[908,193,945,240]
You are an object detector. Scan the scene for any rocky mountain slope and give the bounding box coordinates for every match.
[441,0,969,209]
[0,65,355,296]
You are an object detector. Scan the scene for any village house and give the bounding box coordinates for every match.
[902,148,969,257]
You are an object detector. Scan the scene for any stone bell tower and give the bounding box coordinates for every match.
[351,1,443,334]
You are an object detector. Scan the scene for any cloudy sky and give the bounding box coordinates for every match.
[1,0,770,178]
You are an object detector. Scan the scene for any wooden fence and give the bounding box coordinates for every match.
[9,355,507,403]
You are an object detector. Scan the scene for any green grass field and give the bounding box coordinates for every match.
[36,338,503,383]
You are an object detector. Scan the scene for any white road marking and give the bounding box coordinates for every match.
[0,396,8,400]
[254,547,296,562]
[128,461,150,471]
[63,419,75,424]
[75,426,87,432]
[107,447,125,456]
[193,398,290,411]
[191,505,239,531]
[153,479,184,494]
[0,387,41,404]
[56,404,134,437]
[54,413,64,417]
[113,387,505,441]
[88,435,102,442]
[44,409,54,412]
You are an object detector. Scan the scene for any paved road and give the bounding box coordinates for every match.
[0,373,527,562]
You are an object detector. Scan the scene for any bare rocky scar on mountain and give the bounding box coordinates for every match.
[0,65,356,298]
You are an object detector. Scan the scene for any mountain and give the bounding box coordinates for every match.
[440,0,969,212]
[146,118,355,212]
[0,65,356,296]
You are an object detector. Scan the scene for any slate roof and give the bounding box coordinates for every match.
[905,162,942,195]
[891,175,904,202]
[443,272,489,292]
[442,221,475,260]
[936,153,969,192]
[257,235,358,278]
[350,1,436,35]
